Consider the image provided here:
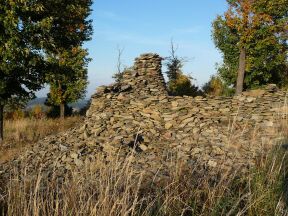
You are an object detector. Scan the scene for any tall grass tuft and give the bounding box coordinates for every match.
[1,146,288,216]
[1,111,288,215]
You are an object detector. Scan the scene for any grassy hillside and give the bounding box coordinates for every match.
[0,118,288,215]
[0,117,82,163]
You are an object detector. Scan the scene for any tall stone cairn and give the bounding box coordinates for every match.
[132,53,167,96]
[95,53,167,98]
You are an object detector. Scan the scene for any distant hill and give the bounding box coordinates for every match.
[69,99,90,110]
[26,97,47,108]
[27,97,89,110]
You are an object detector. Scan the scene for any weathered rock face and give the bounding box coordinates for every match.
[2,53,288,181]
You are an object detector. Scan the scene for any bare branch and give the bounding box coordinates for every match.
[116,45,125,75]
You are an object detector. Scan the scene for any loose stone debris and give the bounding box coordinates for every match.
[1,53,288,183]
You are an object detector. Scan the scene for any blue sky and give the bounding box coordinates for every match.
[38,0,228,98]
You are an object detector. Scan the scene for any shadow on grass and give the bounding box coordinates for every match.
[0,180,7,216]
[0,203,7,216]
[142,146,288,216]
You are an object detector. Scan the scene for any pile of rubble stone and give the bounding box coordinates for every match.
[1,53,287,183]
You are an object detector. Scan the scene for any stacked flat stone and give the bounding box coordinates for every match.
[2,53,288,184]
[134,53,162,75]
[94,53,167,98]
[132,53,167,96]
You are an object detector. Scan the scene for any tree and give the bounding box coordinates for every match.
[213,0,288,94]
[45,47,90,118]
[251,0,288,86]
[165,41,185,85]
[165,41,201,96]
[38,0,93,119]
[213,16,240,88]
[225,0,273,94]
[0,1,47,142]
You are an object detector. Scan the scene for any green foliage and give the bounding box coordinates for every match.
[36,0,93,117]
[0,0,50,140]
[46,47,90,106]
[32,0,93,52]
[0,0,46,105]
[212,16,239,88]
[202,75,234,96]
[169,73,202,97]
[0,0,93,141]
[165,42,201,96]
[212,0,288,90]
[165,55,184,83]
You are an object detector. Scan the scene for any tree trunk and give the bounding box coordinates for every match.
[235,47,246,95]
[0,104,4,143]
[60,103,65,119]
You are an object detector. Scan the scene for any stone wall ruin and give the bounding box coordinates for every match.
[85,53,287,171]
[3,53,288,180]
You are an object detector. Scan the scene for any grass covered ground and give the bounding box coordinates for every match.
[0,117,288,215]
[0,117,82,163]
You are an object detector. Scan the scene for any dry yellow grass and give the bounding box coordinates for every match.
[1,115,288,215]
[1,145,288,216]
[0,117,82,163]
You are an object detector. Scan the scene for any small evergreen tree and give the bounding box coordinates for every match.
[165,42,185,84]
[165,41,201,96]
